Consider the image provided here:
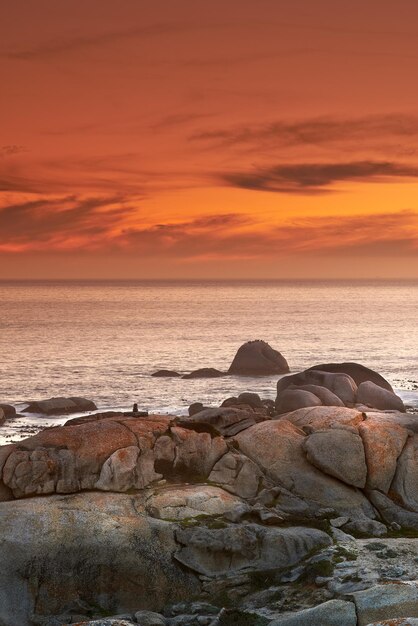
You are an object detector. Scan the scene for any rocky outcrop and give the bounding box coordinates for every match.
[23,396,97,415]
[276,366,405,414]
[228,340,289,375]
[182,368,224,379]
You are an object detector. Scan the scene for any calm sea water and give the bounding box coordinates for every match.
[0,280,417,443]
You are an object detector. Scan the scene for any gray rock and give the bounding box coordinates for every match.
[174,524,331,576]
[182,369,224,379]
[303,429,367,488]
[351,581,418,626]
[189,403,205,416]
[357,381,405,412]
[276,389,322,414]
[306,362,394,392]
[0,492,199,626]
[228,340,289,376]
[0,404,16,420]
[208,450,262,499]
[134,610,166,625]
[269,599,357,625]
[176,407,257,437]
[276,369,357,406]
[23,396,97,415]
[368,490,418,531]
[391,435,418,512]
[236,392,263,408]
[294,384,345,406]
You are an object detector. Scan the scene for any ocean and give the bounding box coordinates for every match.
[0,279,417,444]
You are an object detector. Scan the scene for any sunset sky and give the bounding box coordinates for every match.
[1,0,418,278]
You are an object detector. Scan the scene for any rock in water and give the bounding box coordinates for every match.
[151,370,181,377]
[23,396,97,415]
[182,368,224,379]
[228,340,289,375]
[0,404,16,420]
[0,408,4,426]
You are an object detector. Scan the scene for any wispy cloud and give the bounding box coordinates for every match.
[220,161,418,194]
[191,114,418,149]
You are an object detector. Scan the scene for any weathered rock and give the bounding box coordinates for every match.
[209,451,263,499]
[23,396,97,415]
[145,485,244,520]
[276,389,322,414]
[175,524,331,576]
[170,426,227,478]
[0,404,16,420]
[351,581,418,626]
[269,599,357,625]
[306,362,394,392]
[359,416,409,492]
[303,429,367,488]
[390,435,418,512]
[343,518,388,537]
[235,419,375,518]
[357,381,405,412]
[182,368,224,379]
[0,407,4,426]
[368,490,418,531]
[152,370,181,377]
[276,370,357,406]
[0,492,200,626]
[283,406,365,431]
[366,620,418,625]
[228,340,289,376]
[176,407,257,437]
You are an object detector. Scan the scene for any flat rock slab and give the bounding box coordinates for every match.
[351,582,418,626]
[269,599,357,626]
[145,485,244,520]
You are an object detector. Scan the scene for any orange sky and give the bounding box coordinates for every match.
[1,0,418,278]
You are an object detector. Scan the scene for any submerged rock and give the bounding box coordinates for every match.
[228,340,289,376]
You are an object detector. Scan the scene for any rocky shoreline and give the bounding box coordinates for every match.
[1,342,418,626]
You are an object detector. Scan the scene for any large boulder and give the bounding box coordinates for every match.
[276,370,357,407]
[390,434,418,512]
[228,340,289,376]
[0,492,200,626]
[357,381,405,412]
[303,428,367,488]
[23,396,97,415]
[306,362,393,392]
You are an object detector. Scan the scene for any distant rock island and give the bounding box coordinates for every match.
[0,344,417,626]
